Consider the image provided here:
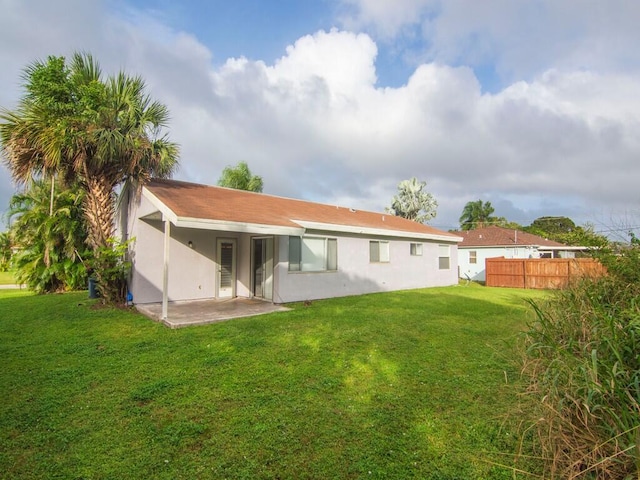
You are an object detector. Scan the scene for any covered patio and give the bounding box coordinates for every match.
[136,297,290,328]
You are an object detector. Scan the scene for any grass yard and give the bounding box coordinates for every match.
[0,270,16,284]
[0,286,547,479]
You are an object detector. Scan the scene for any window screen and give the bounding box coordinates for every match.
[289,236,337,272]
[439,244,450,270]
[370,241,390,263]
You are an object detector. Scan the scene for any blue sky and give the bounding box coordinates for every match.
[1,0,640,237]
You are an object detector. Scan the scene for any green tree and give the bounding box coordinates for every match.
[524,217,608,247]
[494,216,522,230]
[0,231,12,272]
[528,216,576,236]
[217,161,263,192]
[387,177,437,223]
[8,179,91,292]
[0,53,179,303]
[459,200,497,230]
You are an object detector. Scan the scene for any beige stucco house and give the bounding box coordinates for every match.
[120,179,462,317]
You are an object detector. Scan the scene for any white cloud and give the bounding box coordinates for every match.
[338,0,433,38]
[339,0,640,84]
[1,0,640,234]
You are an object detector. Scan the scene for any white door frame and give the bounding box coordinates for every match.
[216,238,237,298]
[251,236,274,300]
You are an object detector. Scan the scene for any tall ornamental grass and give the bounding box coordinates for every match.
[521,247,640,479]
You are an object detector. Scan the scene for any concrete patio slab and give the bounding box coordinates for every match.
[135,297,290,328]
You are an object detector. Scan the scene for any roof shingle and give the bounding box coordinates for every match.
[144,179,459,240]
[456,226,566,247]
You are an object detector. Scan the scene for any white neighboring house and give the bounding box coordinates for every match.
[119,179,462,310]
[457,226,586,282]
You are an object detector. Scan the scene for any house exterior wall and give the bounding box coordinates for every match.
[273,233,459,303]
[125,195,459,304]
[458,246,539,282]
[125,194,255,304]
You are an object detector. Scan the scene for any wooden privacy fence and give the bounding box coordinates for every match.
[485,257,605,289]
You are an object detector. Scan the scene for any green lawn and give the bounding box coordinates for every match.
[0,271,16,285]
[0,286,547,479]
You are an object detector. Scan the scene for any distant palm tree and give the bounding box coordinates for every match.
[1,53,179,302]
[387,177,438,223]
[459,200,496,230]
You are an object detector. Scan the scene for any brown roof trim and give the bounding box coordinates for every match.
[143,178,461,242]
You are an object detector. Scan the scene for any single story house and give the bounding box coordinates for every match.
[456,226,587,282]
[120,179,462,317]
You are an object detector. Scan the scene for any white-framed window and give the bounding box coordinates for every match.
[410,243,423,256]
[469,250,477,264]
[369,240,390,263]
[438,244,450,270]
[288,236,337,272]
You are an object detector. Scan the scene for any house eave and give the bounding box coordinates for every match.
[174,216,304,236]
[459,244,540,249]
[459,244,588,250]
[538,245,589,251]
[141,186,305,236]
[292,220,462,243]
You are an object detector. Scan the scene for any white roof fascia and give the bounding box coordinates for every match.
[460,244,588,250]
[538,245,589,251]
[293,220,462,243]
[142,187,178,224]
[174,216,304,236]
[459,244,540,248]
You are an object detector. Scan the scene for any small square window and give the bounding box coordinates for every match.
[438,244,450,270]
[370,241,390,263]
[410,243,423,256]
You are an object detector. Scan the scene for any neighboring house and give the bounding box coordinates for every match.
[456,226,586,282]
[119,179,462,312]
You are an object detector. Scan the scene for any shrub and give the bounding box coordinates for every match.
[520,246,640,478]
[0,231,12,272]
[90,238,132,305]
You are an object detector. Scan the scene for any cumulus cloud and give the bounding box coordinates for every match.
[338,0,433,38]
[1,0,640,233]
[339,0,640,84]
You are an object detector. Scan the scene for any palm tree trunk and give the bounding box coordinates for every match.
[83,174,116,251]
[49,174,55,217]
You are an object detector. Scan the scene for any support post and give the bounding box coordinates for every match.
[162,218,170,320]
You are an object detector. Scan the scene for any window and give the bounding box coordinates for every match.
[438,245,450,270]
[370,241,390,263]
[469,250,477,264]
[288,236,337,272]
[410,243,423,256]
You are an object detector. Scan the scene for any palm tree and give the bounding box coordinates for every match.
[0,53,179,302]
[459,200,496,230]
[8,179,91,292]
[387,177,438,223]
